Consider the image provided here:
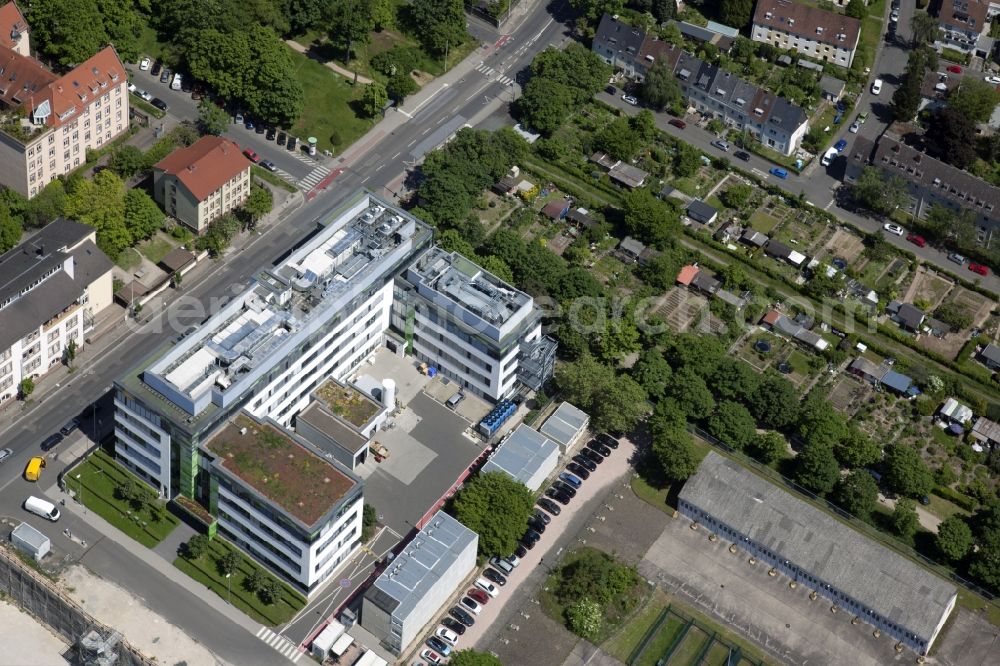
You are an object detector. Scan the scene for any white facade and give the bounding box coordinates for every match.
[750,22,857,67]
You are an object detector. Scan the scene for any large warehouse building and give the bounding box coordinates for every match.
[678,452,957,655]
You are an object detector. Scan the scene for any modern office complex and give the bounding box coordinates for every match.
[0,218,113,403]
[392,246,556,401]
[751,0,861,67]
[360,510,477,655]
[201,413,363,592]
[679,452,958,655]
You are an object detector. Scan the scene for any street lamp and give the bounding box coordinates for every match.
[225,573,232,604]
[75,473,83,505]
[122,247,142,318]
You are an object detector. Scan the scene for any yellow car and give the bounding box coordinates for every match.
[24,456,46,482]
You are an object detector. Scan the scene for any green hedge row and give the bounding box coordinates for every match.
[932,485,979,512]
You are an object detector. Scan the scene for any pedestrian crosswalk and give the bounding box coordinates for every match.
[298,164,332,191]
[256,626,304,663]
[474,62,515,87]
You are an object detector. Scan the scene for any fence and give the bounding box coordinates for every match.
[625,602,766,666]
[686,423,1000,609]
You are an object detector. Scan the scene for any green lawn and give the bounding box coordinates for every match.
[287,47,375,154]
[252,166,298,193]
[603,588,671,662]
[786,349,814,376]
[925,493,971,522]
[173,536,306,626]
[71,450,179,548]
[115,250,142,271]
[670,630,711,664]
[139,234,177,265]
[748,210,780,234]
[637,617,685,666]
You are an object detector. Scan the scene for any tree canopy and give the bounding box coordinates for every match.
[832,470,879,519]
[641,60,684,111]
[935,515,973,563]
[852,166,908,215]
[452,471,535,558]
[793,443,840,494]
[706,400,757,451]
[408,0,468,55]
[883,443,934,498]
[517,45,611,135]
[555,353,648,433]
[449,650,503,666]
[28,0,140,66]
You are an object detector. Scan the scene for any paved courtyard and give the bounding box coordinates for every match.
[0,599,70,665]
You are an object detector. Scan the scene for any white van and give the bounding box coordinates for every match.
[821,147,838,167]
[24,495,60,521]
[171,73,183,91]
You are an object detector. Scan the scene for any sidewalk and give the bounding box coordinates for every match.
[284,40,374,85]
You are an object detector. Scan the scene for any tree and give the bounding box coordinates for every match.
[620,187,680,248]
[747,373,799,429]
[27,0,111,66]
[750,431,788,464]
[361,81,388,117]
[284,0,329,33]
[387,73,419,103]
[969,528,1000,591]
[109,146,148,180]
[452,471,535,557]
[796,392,848,449]
[555,353,648,432]
[890,70,922,122]
[0,203,21,252]
[632,349,672,400]
[707,401,757,451]
[845,0,866,18]
[65,338,77,367]
[449,650,503,666]
[833,428,882,469]
[641,60,683,110]
[25,181,67,229]
[664,367,715,421]
[673,142,702,177]
[242,185,273,227]
[19,377,34,399]
[65,170,130,259]
[933,302,973,331]
[569,0,623,22]
[245,568,267,592]
[935,515,973,562]
[565,598,602,639]
[257,575,282,604]
[793,443,840,494]
[409,0,468,55]
[949,77,1000,123]
[197,100,230,136]
[721,184,754,210]
[710,358,760,403]
[928,107,977,169]
[327,0,374,62]
[362,503,378,541]
[910,12,939,46]
[218,550,242,577]
[124,189,164,242]
[593,117,643,161]
[719,0,754,28]
[183,534,209,560]
[852,166,907,215]
[200,212,241,256]
[884,443,934,498]
[891,498,920,539]
[652,415,701,481]
[832,470,879,519]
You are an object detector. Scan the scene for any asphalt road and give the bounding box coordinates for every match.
[0,2,573,663]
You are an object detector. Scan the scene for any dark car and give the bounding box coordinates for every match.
[527,516,547,534]
[566,462,591,480]
[160,68,172,84]
[523,528,541,544]
[520,535,538,550]
[244,118,255,130]
[596,433,620,449]
[545,487,572,505]
[151,97,168,111]
[150,61,162,76]
[605,85,616,95]
[60,419,80,436]
[266,127,276,140]
[514,543,528,559]
[467,588,489,605]
[427,636,452,655]
[441,617,467,635]
[287,136,298,151]
[40,433,63,452]
[733,150,751,161]
[449,606,475,627]
[483,568,507,586]
[537,498,562,516]
[260,160,277,172]
[581,448,604,465]
[572,454,597,472]
[588,441,612,458]
[668,118,686,129]
[181,80,192,93]
[533,509,551,525]
[276,131,287,146]
[552,481,577,498]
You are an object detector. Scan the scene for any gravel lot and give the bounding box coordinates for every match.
[0,598,70,665]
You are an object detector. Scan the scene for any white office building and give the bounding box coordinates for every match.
[392,247,556,401]
[361,510,477,655]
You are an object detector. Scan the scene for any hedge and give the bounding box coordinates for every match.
[932,485,979,512]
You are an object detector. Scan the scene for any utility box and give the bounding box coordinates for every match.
[11,522,50,561]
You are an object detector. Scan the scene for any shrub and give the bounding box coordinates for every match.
[932,485,979,511]
[257,576,282,605]
[183,534,209,560]
[565,598,602,639]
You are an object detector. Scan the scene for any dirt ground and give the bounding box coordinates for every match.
[0,599,70,665]
[942,287,995,328]
[826,376,870,414]
[905,269,954,309]
[656,287,708,332]
[821,229,866,264]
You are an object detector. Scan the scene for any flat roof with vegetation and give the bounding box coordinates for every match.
[204,414,356,527]
[314,379,382,428]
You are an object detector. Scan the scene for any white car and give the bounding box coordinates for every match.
[171,73,182,91]
[141,90,153,101]
[883,223,905,236]
[849,121,860,133]
[621,94,638,105]
[474,577,500,598]
[436,626,459,645]
[139,57,151,71]
[871,78,883,95]
[986,75,1000,85]
[421,649,442,665]
[127,82,137,93]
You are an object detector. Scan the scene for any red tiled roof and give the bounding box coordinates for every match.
[153,136,250,202]
[0,2,27,51]
[676,264,700,286]
[761,310,782,326]
[0,45,55,109]
[42,46,126,129]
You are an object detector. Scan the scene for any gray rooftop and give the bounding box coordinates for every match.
[680,452,957,643]
[897,303,925,329]
[296,401,371,455]
[539,401,589,448]
[11,521,49,550]
[686,199,718,222]
[482,424,559,487]
[0,217,91,308]
[980,343,1000,363]
[365,510,477,620]
[594,14,646,60]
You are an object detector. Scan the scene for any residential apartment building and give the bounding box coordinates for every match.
[392,247,556,401]
[114,190,431,504]
[152,136,251,234]
[937,0,992,55]
[201,413,363,593]
[592,14,810,156]
[0,2,29,57]
[591,13,646,78]
[751,0,861,67]
[846,134,998,247]
[361,510,477,655]
[0,218,112,403]
[0,39,129,198]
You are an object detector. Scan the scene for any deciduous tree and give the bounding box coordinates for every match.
[928,106,977,169]
[449,650,503,666]
[750,431,788,464]
[832,470,879,519]
[664,367,715,421]
[0,203,21,252]
[747,373,800,429]
[641,60,683,110]
[910,12,939,46]
[948,77,1000,123]
[935,515,973,562]
[852,166,908,215]
[833,428,882,469]
[197,100,230,136]
[452,471,535,557]
[793,443,840,494]
[361,81,388,117]
[891,498,920,539]
[409,0,467,55]
[884,443,934,498]
[124,189,164,242]
[707,400,757,451]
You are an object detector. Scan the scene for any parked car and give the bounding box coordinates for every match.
[906,233,927,247]
[834,139,848,152]
[60,419,79,436]
[513,543,528,559]
[235,113,245,124]
[710,139,730,152]
[151,97,168,111]
[449,607,475,626]
[545,487,572,505]
[483,568,507,586]
[255,123,266,134]
[559,471,583,488]
[134,88,150,101]
[522,528,541,544]
[596,433,619,449]
[565,463,590,480]
[434,627,459,646]
[947,253,966,265]
[24,496,60,522]
[882,223,904,236]
[969,263,990,275]
[150,61,161,76]
[243,148,260,163]
[580,448,604,465]
[266,127,276,140]
[459,596,482,615]
[849,120,860,134]
[733,150,751,161]
[160,68,172,84]
[489,556,514,574]
[139,57,151,71]
[588,441,612,457]
[572,454,597,471]
[276,131,287,146]
[871,78,883,95]
[537,497,562,516]
[441,617,467,636]
[621,94,638,105]
[986,75,1000,85]
[245,118,255,130]
[769,167,789,179]
[127,82,137,93]
[527,516,548,533]
[668,118,686,129]
[260,160,277,172]
[947,64,963,74]
[287,136,298,151]
[474,578,500,598]
[40,433,63,452]
[421,648,443,665]
[467,588,489,605]
[170,73,182,90]
[533,509,551,525]
[0,447,12,465]
[857,112,868,124]
[552,481,577,499]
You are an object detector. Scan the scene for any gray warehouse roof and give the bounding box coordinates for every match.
[680,452,957,644]
[364,511,477,621]
[539,401,589,448]
[482,424,559,487]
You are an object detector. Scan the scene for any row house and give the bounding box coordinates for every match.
[751,0,861,68]
[937,0,992,56]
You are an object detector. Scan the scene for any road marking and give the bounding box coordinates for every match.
[256,628,303,663]
[361,176,370,184]
[391,151,400,159]
[421,127,431,135]
[407,139,416,147]
[465,81,490,102]
[404,82,450,117]
[375,163,384,172]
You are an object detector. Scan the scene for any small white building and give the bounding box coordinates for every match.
[311,620,347,658]
[539,402,590,452]
[939,397,973,426]
[11,522,50,561]
[481,424,560,491]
